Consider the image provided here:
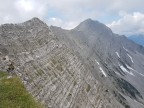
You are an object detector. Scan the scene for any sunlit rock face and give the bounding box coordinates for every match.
[51,19,144,108]
[0,18,144,108]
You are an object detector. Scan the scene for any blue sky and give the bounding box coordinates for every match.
[0,0,144,36]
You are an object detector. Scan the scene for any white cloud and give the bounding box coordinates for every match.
[0,0,144,32]
[46,17,78,29]
[15,0,35,12]
[0,0,47,24]
[108,12,144,36]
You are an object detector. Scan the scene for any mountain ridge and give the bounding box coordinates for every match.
[51,18,144,107]
[0,17,144,108]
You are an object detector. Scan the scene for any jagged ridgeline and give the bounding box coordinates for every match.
[0,17,144,108]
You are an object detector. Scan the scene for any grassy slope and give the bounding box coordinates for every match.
[0,71,42,108]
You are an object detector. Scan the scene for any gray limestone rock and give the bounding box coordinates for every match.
[0,17,144,108]
[51,19,144,108]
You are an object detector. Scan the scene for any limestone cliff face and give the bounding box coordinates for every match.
[51,19,144,108]
[0,18,143,108]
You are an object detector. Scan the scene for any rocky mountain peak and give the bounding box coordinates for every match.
[21,17,48,28]
[1,18,144,108]
[24,17,43,24]
[31,17,42,21]
[75,18,112,35]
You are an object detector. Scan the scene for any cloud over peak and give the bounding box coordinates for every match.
[108,12,144,36]
[0,0,144,35]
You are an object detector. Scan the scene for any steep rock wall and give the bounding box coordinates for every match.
[0,18,126,108]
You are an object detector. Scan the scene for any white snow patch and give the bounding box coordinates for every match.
[115,72,121,76]
[126,65,144,77]
[95,59,107,77]
[97,62,100,65]
[123,47,129,52]
[127,54,134,63]
[134,71,144,77]
[99,67,107,77]
[137,72,144,77]
[115,52,120,58]
[126,65,135,71]
[120,65,134,76]
[95,59,100,65]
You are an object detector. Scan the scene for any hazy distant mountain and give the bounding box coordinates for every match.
[128,35,144,46]
[0,18,144,108]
